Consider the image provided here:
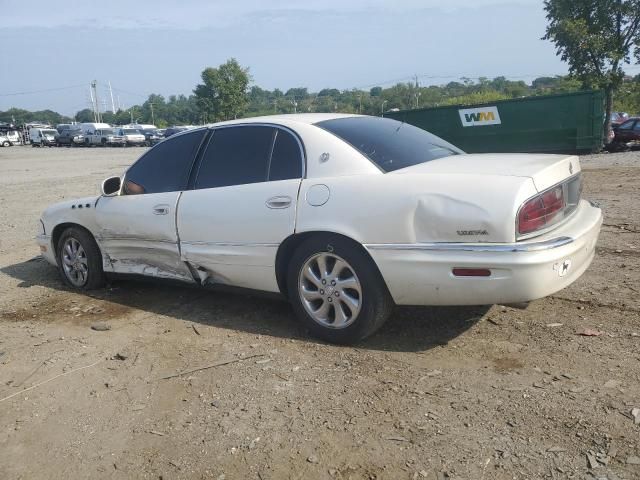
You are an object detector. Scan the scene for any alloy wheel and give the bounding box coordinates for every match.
[61,237,89,287]
[298,252,362,329]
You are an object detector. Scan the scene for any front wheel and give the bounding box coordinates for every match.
[1,141,10,147]
[287,235,393,344]
[56,227,106,290]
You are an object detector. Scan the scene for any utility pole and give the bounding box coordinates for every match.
[108,81,116,113]
[91,80,102,123]
[381,100,388,116]
[89,86,97,122]
[149,102,155,126]
[291,99,297,114]
[358,93,362,114]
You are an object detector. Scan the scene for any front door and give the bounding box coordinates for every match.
[178,125,304,292]
[96,128,208,282]
[96,192,193,281]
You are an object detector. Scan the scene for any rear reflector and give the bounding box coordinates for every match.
[452,268,491,277]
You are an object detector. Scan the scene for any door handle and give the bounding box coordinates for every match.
[266,196,292,209]
[153,204,170,215]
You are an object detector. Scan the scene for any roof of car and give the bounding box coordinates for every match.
[207,113,363,128]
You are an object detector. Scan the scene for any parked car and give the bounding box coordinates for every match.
[0,128,23,145]
[36,114,602,344]
[56,129,85,147]
[164,126,190,137]
[84,128,126,147]
[610,111,630,127]
[115,128,146,146]
[139,128,164,146]
[609,116,640,150]
[0,134,12,147]
[29,128,58,147]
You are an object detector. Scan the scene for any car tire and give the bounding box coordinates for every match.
[287,234,393,344]
[56,226,106,290]
[2,141,10,147]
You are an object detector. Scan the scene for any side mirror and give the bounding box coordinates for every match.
[101,176,121,196]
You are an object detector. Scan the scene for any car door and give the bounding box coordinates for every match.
[178,125,304,292]
[95,129,208,282]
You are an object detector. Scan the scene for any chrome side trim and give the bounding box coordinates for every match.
[365,236,573,253]
[180,241,279,248]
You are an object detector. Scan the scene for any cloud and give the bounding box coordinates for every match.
[0,0,541,30]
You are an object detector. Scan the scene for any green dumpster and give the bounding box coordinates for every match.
[384,90,604,154]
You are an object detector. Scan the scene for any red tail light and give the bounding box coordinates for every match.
[517,186,565,235]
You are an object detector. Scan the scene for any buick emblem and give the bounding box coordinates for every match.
[569,163,573,174]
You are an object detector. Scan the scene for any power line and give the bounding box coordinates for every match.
[0,84,87,97]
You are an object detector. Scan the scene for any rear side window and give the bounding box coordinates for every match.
[618,120,634,130]
[316,116,462,172]
[125,129,206,194]
[195,126,275,189]
[269,130,303,181]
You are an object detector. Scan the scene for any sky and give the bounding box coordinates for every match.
[0,0,572,116]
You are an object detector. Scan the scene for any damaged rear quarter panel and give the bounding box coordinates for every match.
[296,174,537,244]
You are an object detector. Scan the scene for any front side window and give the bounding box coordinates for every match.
[124,129,207,194]
[316,116,462,172]
[618,120,634,130]
[195,126,275,189]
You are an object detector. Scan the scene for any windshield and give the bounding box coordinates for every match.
[43,129,57,135]
[101,129,115,135]
[122,129,139,134]
[316,116,462,173]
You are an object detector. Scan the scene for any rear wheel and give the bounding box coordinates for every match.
[2,141,10,147]
[56,227,106,290]
[287,235,393,344]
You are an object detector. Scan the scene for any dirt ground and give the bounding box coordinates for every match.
[0,146,638,480]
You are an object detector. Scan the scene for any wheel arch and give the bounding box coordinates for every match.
[51,223,101,260]
[275,230,388,299]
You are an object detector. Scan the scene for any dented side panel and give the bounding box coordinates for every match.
[296,173,537,245]
[94,192,194,282]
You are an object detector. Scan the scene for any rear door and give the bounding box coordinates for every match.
[178,125,304,292]
[95,129,208,281]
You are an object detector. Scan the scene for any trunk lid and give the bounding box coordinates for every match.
[392,153,580,192]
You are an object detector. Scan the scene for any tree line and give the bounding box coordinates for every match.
[0,69,605,128]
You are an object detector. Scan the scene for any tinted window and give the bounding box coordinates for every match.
[618,120,634,130]
[196,126,274,189]
[269,130,303,181]
[316,116,463,172]
[125,129,206,194]
[633,122,640,131]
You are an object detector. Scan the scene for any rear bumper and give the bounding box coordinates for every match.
[365,200,602,306]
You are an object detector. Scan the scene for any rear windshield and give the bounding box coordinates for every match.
[316,116,462,172]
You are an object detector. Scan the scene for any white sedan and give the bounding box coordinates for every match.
[36,114,602,343]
